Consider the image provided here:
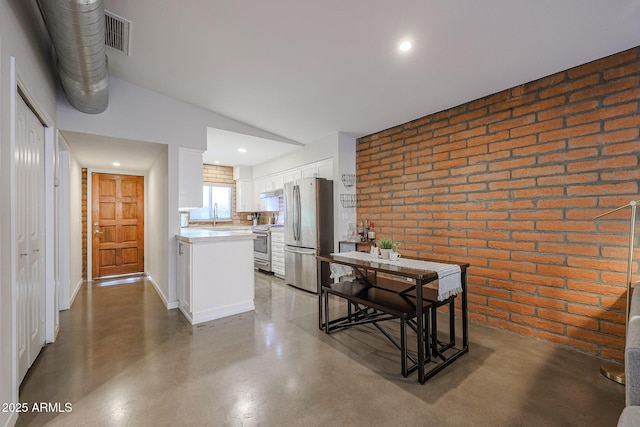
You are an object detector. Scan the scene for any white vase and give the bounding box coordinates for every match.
[380,248,393,259]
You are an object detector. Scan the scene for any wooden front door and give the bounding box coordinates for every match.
[92,173,144,278]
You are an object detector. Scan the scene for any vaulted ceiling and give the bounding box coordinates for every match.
[68,0,640,167]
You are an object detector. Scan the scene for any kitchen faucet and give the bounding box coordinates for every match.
[213,203,218,228]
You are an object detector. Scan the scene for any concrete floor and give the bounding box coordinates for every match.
[17,272,625,426]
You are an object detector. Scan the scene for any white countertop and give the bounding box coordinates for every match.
[177,228,256,243]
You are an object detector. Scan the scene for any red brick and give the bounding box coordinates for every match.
[537,286,600,305]
[511,97,566,118]
[567,156,638,173]
[512,294,566,311]
[511,313,565,334]
[538,148,599,165]
[491,279,536,294]
[539,123,601,143]
[539,74,600,99]
[511,272,565,288]
[488,114,536,133]
[537,100,599,122]
[509,118,564,138]
[566,103,637,127]
[489,299,536,315]
[567,303,625,324]
[570,76,640,103]
[567,48,638,79]
[604,115,640,131]
[489,135,537,153]
[603,88,640,106]
[537,308,599,330]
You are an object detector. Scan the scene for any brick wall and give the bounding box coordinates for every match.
[356,47,640,361]
[202,164,253,225]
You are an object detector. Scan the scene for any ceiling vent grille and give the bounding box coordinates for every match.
[105,11,130,55]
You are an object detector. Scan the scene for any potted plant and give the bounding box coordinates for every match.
[378,238,395,259]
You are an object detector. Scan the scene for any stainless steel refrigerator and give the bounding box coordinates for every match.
[284,177,333,293]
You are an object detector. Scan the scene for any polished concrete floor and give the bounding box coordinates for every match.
[17,273,625,426]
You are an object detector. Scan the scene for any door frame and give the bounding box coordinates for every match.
[55,132,71,312]
[87,168,149,280]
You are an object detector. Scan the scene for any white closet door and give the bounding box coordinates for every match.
[16,95,45,382]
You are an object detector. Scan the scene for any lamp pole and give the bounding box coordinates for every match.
[596,200,639,385]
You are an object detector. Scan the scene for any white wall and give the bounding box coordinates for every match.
[0,2,57,426]
[57,76,298,149]
[335,132,357,244]
[147,147,172,307]
[68,152,83,306]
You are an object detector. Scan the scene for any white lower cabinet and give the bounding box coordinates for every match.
[271,228,285,278]
[176,235,255,324]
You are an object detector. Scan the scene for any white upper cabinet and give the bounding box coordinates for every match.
[265,173,284,190]
[301,163,318,179]
[179,148,204,209]
[236,180,254,212]
[317,158,334,180]
[300,158,334,180]
[253,178,265,209]
[283,168,302,184]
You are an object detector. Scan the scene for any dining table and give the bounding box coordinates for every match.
[316,251,470,383]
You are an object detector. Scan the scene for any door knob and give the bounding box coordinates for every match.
[94,229,103,235]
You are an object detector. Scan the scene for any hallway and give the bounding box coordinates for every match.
[18,274,624,426]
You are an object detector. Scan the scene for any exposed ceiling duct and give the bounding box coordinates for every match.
[38,0,108,114]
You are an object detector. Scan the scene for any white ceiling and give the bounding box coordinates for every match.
[72,0,640,168]
[61,131,167,172]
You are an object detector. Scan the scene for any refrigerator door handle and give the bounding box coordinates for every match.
[284,246,316,255]
[293,185,301,241]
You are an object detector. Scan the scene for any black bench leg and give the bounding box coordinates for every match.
[449,298,456,347]
[324,289,330,334]
[401,319,408,377]
[424,309,431,362]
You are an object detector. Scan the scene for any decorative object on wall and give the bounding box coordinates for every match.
[595,199,640,385]
[341,173,356,187]
[340,194,357,208]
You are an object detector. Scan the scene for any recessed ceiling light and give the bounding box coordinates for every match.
[399,40,412,52]
[238,148,247,153]
[214,160,220,164]
[112,162,120,167]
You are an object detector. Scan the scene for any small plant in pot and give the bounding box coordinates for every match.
[378,238,395,259]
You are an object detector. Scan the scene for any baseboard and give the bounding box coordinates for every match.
[69,278,83,307]
[146,274,178,309]
[191,301,255,325]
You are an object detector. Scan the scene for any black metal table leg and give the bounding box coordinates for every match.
[416,278,425,384]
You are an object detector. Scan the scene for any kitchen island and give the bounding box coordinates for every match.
[176,229,255,325]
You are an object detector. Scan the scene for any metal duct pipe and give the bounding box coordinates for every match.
[39,0,108,114]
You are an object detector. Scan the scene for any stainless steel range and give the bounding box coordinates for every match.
[252,225,272,272]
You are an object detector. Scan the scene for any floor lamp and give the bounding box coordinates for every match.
[595,200,639,385]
